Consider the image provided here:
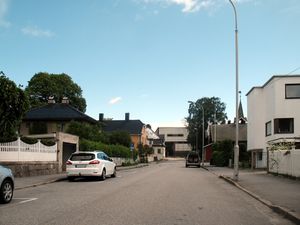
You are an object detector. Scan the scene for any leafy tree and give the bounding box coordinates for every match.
[0,72,29,141]
[138,144,154,163]
[25,72,87,112]
[186,97,227,152]
[109,131,131,147]
[66,121,109,143]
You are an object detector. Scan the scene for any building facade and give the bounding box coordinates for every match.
[247,75,300,169]
[155,127,192,157]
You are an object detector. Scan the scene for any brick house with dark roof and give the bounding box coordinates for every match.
[20,98,97,135]
[100,113,146,148]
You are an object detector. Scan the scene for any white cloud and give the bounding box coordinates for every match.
[21,26,55,38]
[134,0,258,13]
[0,0,11,28]
[134,0,215,13]
[171,0,214,12]
[109,97,122,105]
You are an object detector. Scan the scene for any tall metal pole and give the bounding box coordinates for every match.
[200,105,205,166]
[229,0,239,181]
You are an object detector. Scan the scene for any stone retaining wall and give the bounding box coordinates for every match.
[1,161,59,177]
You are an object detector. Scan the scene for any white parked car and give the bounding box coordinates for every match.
[66,151,116,181]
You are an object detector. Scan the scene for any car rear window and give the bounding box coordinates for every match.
[70,153,95,161]
[188,152,199,158]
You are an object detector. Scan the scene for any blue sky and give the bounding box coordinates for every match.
[1,0,300,129]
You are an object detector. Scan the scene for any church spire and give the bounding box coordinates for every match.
[238,91,247,123]
[238,91,244,119]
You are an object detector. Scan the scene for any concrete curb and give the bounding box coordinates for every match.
[15,177,67,190]
[219,175,300,225]
[15,164,149,190]
[117,164,149,171]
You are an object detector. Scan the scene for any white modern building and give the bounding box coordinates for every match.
[155,127,192,157]
[247,75,300,171]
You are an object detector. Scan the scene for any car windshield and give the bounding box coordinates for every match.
[70,153,95,161]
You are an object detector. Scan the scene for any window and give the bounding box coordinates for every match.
[167,134,184,137]
[157,149,161,154]
[57,123,65,132]
[70,153,95,161]
[286,84,300,99]
[274,118,294,134]
[265,121,271,136]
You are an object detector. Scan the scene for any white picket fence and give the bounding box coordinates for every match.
[0,138,57,162]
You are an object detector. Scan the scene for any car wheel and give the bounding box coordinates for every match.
[0,179,14,204]
[111,167,117,178]
[100,168,106,181]
[185,164,188,168]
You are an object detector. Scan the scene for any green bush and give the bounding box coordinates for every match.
[80,139,131,158]
[21,136,38,144]
[66,121,109,143]
[212,151,226,166]
[212,140,233,167]
[41,139,56,146]
[109,131,131,147]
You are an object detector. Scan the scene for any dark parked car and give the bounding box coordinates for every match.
[185,151,201,168]
[0,165,14,204]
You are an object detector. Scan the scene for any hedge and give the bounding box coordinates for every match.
[80,139,131,158]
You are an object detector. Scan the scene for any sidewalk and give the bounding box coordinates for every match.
[14,163,149,190]
[205,166,300,224]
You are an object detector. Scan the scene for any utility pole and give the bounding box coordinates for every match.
[229,0,240,181]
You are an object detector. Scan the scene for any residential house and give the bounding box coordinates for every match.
[100,113,146,149]
[246,75,300,174]
[155,127,192,157]
[145,126,166,161]
[20,97,96,172]
[20,97,97,135]
[100,113,165,160]
[207,99,247,164]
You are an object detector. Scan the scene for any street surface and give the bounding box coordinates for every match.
[0,160,294,225]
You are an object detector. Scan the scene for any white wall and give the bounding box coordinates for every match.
[247,88,265,151]
[269,149,300,178]
[247,76,300,169]
[174,143,191,151]
[157,127,189,142]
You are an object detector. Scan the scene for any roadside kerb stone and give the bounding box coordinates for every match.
[15,164,149,191]
[117,163,149,171]
[15,176,67,190]
[219,175,300,225]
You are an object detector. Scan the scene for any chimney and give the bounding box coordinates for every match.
[99,113,104,122]
[62,97,69,104]
[125,113,130,121]
[48,96,55,104]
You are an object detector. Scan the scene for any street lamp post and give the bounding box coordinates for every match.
[200,105,205,166]
[229,0,240,181]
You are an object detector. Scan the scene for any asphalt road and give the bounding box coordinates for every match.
[0,160,294,225]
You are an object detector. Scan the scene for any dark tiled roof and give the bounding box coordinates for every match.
[102,120,144,135]
[23,103,97,124]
